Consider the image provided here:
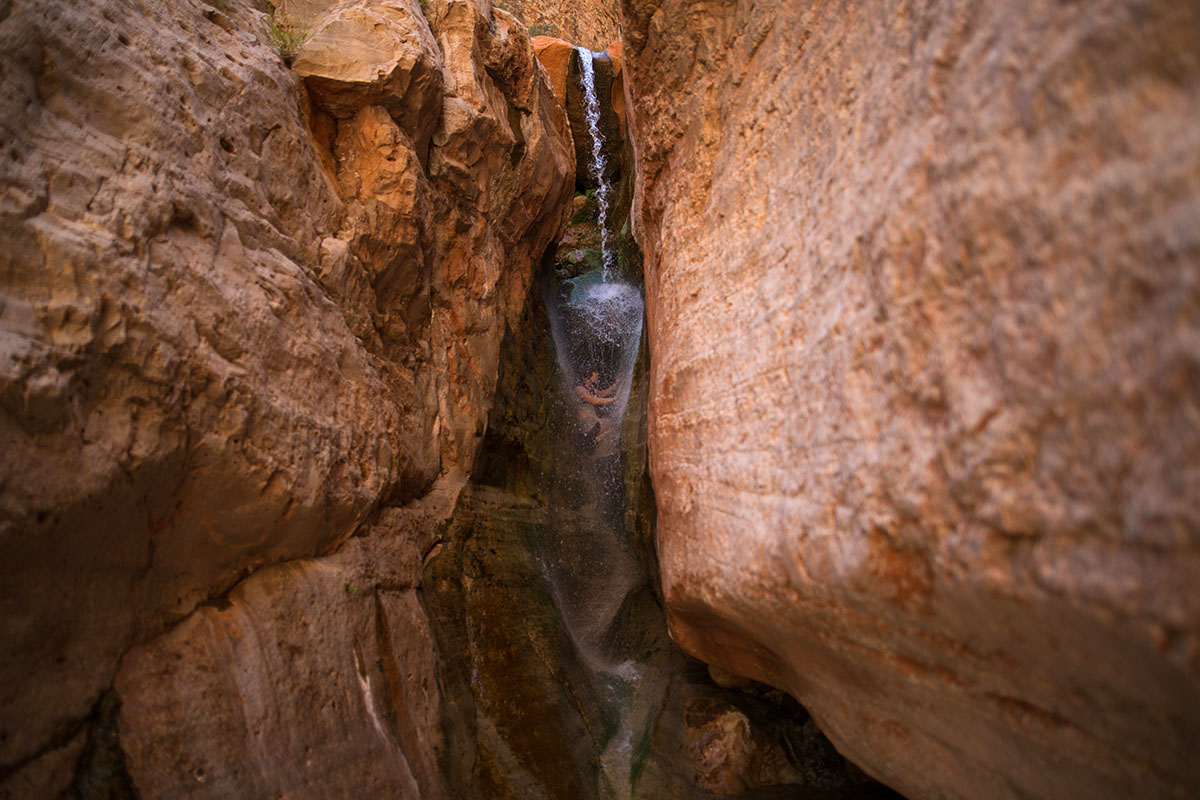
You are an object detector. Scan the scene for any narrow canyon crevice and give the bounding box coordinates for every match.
[419,40,892,798]
[2,1,1199,799]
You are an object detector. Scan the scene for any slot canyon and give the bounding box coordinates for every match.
[1,1,1198,798]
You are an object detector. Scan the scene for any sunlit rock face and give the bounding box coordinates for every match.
[488,0,619,51]
[0,0,571,794]
[619,1,1200,799]
[291,0,444,158]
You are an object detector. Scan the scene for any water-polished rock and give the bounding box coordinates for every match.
[620,1,1200,798]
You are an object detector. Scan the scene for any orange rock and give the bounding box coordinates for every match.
[604,39,626,134]
[531,35,573,110]
[534,36,626,149]
[0,0,573,792]
[291,0,444,159]
[707,663,754,691]
[604,38,622,66]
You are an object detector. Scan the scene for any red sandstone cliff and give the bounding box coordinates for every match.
[620,1,1200,798]
[5,0,1199,797]
[0,0,571,794]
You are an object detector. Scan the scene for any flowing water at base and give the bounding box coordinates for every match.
[421,38,897,800]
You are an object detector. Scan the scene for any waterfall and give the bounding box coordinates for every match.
[576,47,614,274]
[548,273,643,461]
[543,268,646,799]
[544,63,648,780]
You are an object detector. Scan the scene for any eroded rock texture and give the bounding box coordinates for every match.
[620,1,1200,798]
[115,500,449,798]
[0,0,571,794]
[493,0,617,51]
[279,0,620,48]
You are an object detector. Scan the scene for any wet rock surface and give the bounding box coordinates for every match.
[420,175,894,796]
[620,1,1200,798]
[424,261,657,799]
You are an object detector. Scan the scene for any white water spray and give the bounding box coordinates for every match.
[543,269,645,799]
[576,47,615,274]
[525,49,654,799]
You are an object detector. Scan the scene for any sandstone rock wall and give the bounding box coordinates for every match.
[496,0,618,51]
[0,0,571,794]
[620,1,1200,798]
[115,498,452,799]
[280,0,619,51]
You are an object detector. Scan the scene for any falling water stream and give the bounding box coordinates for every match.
[543,269,645,797]
[576,47,614,273]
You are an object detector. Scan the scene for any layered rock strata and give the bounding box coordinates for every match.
[0,0,571,794]
[620,1,1200,799]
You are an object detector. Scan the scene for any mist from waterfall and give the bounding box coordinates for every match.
[541,265,646,798]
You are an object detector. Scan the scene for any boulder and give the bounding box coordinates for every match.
[620,0,1200,798]
[291,0,444,159]
[532,35,573,108]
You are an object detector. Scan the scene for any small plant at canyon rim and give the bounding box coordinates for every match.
[266,6,308,64]
[344,581,360,593]
[528,23,559,38]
